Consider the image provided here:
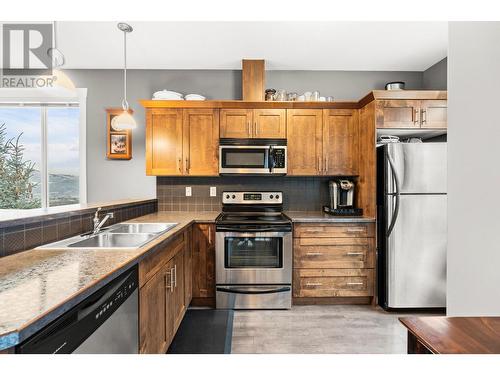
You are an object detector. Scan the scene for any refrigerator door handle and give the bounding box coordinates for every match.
[387,152,400,236]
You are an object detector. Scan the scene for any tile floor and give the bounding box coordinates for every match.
[231,305,430,354]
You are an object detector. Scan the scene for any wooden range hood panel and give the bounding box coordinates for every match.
[242,59,265,101]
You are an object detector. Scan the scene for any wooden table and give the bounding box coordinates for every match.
[400,316,500,354]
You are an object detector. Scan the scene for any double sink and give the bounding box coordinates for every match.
[38,222,178,250]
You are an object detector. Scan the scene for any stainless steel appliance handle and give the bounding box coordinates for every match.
[216,286,291,295]
[386,151,400,237]
[269,145,275,173]
[216,225,292,232]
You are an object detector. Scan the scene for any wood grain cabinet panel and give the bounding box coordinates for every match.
[294,223,375,238]
[294,241,375,269]
[323,109,359,175]
[421,100,447,129]
[220,109,253,138]
[375,100,421,128]
[184,226,193,307]
[253,109,286,138]
[286,109,323,175]
[183,109,219,176]
[172,250,185,333]
[192,224,216,299]
[146,109,183,175]
[293,269,374,298]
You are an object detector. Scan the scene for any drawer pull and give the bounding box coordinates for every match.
[347,282,364,286]
[346,252,364,256]
[305,282,323,287]
[346,228,365,233]
[306,252,323,256]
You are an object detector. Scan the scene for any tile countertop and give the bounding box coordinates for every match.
[0,211,218,350]
[285,211,375,223]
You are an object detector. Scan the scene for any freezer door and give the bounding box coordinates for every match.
[386,194,447,308]
[385,143,447,194]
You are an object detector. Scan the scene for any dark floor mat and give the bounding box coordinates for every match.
[167,309,234,354]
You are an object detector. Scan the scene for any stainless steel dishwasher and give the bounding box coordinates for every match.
[16,266,138,354]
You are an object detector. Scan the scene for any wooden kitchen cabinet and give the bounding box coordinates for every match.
[253,109,286,138]
[146,108,183,175]
[220,109,286,138]
[146,108,219,176]
[293,223,376,304]
[220,109,253,138]
[376,99,447,129]
[420,100,447,128]
[184,226,193,307]
[192,223,216,305]
[182,109,219,175]
[286,109,323,175]
[323,109,359,176]
[139,230,189,354]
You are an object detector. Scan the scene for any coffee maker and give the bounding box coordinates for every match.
[326,178,362,215]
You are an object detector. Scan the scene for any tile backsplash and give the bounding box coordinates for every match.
[157,176,331,212]
[0,200,157,258]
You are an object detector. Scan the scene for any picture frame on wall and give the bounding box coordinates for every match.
[106,108,133,160]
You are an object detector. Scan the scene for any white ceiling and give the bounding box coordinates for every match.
[58,22,448,71]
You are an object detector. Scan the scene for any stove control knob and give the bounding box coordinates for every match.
[270,195,274,199]
[232,195,236,199]
[275,195,280,200]
[226,194,230,199]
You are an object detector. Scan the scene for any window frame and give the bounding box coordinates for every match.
[0,88,87,208]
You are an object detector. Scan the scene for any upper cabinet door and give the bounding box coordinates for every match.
[183,109,219,176]
[375,100,421,128]
[146,109,183,176]
[323,109,359,176]
[420,100,447,129]
[220,109,253,138]
[253,109,286,138]
[286,109,323,175]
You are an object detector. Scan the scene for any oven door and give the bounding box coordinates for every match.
[216,231,292,285]
[219,146,271,174]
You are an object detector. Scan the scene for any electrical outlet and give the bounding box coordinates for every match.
[185,186,192,197]
[210,187,217,197]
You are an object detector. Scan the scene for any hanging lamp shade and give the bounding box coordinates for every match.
[111,110,136,130]
[48,22,76,92]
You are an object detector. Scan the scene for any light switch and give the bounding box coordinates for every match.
[210,187,217,197]
[185,187,192,197]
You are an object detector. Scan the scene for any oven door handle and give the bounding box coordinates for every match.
[216,286,291,295]
[216,225,292,232]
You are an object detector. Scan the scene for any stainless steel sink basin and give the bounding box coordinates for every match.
[109,223,177,234]
[67,233,157,248]
[37,221,178,250]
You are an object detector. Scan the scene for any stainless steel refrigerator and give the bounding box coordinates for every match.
[377,143,447,309]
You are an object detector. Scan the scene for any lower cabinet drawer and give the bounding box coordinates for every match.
[294,223,375,238]
[293,269,374,298]
[294,240,375,269]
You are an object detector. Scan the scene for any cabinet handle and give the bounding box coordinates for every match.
[317,156,321,173]
[166,270,173,292]
[306,282,323,287]
[185,157,190,173]
[325,157,328,174]
[247,121,251,137]
[306,252,323,256]
[208,226,212,245]
[346,228,365,233]
[177,158,182,173]
[347,252,364,256]
[421,109,427,124]
[347,282,364,286]
[170,268,175,292]
[174,265,177,288]
[414,108,420,125]
[254,122,258,136]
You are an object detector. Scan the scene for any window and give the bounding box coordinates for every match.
[0,89,86,210]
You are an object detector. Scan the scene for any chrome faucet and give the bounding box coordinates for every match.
[92,207,114,235]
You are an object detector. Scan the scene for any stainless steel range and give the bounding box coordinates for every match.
[215,191,292,309]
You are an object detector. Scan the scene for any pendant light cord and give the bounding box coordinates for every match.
[122,30,129,111]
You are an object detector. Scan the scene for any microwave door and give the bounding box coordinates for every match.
[219,146,270,174]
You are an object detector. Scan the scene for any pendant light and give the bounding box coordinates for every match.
[111,22,137,131]
[48,21,76,91]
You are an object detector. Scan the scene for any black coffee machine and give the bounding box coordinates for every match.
[324,178,363,216]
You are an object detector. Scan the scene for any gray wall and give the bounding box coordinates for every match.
[447,22,500,316]
[68,68,425,203]
[423,58,448,89]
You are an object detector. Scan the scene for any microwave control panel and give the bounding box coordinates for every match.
[272,149,286,168]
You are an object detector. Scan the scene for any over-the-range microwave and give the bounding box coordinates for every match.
[219,138,287,175]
